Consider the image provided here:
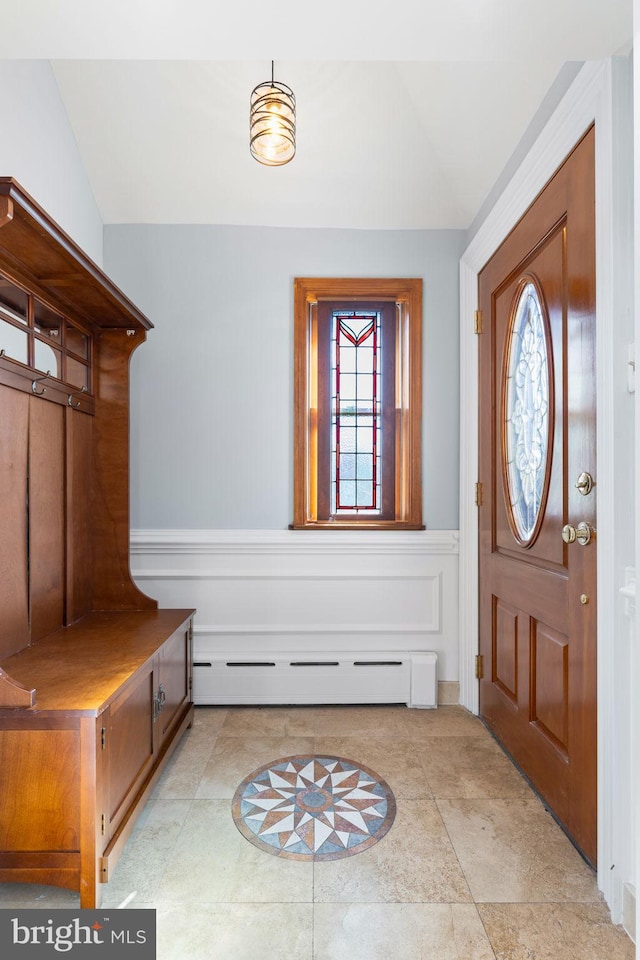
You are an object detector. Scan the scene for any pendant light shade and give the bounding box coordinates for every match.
[250,62,296,166]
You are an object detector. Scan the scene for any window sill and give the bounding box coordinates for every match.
[289,521,426,531]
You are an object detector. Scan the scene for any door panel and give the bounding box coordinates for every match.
[0,384,29,659]
[29,396,65,643]
[65,407,93,624]
[478,126,596,864]
[493,598,518,703]
[530,620,569,754]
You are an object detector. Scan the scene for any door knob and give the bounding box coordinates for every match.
[562,522,594,545]
[575,522,594,546]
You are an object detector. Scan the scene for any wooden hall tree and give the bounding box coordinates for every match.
[0,179,195,907]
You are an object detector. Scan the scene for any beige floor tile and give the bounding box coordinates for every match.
[314,903,496,960]
[400,705,491,738]
[416,737,531,799]
[478,902,634,960]
[155,799,313,903]
[0,883,80,906]
[101,799,193,905]
[155,901,313,960]
[191,706,229,734]
[152,724,218,799]
[312,736,433,799]
[195,736,315,799]
[219,705,411,739]
[314,798,472,903]
[437,799,599,902]
[152,707,227,800]
[219,706,316,737]
[304,705,411,739]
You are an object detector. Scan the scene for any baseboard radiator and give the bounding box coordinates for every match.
[192,651,437,708]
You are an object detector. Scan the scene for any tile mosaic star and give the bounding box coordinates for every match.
[232,755,396,861]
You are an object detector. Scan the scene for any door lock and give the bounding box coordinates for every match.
[575,472,595,496]
[562,524,576,544]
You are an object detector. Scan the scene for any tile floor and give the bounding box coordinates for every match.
[0,704,635,959]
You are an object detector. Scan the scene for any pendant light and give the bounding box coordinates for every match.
[250,61,296,166]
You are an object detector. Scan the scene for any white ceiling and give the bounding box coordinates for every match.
[3,1,634,230]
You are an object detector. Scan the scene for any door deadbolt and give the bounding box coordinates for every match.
[575,472,595,496]
[562,524,576,544]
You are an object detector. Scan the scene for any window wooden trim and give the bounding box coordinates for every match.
[292,277,424,530]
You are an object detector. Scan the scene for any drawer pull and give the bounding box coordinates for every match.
[152,684,166,723]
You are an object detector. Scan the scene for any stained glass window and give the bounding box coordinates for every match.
[330,311,381,514]
[504,281,550,543]
[292,277,423,529]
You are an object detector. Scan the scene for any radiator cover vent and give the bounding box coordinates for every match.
[193,651,437,708]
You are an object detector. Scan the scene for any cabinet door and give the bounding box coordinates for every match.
[102,660,156,843]
[158,623,192,743]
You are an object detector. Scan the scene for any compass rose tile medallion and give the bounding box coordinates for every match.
[232,755,396,861]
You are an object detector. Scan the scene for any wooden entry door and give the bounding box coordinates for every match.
[478,126,597,865]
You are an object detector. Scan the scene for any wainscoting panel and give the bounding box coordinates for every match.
[130,529,459,706]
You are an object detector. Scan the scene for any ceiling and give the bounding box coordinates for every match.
[2,1,633,230]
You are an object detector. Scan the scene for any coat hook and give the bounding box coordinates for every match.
[67,386,88,408]
[32,371,50,395]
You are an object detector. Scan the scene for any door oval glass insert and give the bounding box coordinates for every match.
[503,279,551,544]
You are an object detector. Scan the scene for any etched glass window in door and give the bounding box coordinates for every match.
[330,311,381,514]
[503,280,551,543]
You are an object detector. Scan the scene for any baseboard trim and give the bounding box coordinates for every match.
[623,882,636,943]
[437,681,459,705]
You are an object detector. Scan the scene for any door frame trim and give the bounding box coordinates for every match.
[459,59,618,907]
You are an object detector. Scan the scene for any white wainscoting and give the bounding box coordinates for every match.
[130,529,459,706]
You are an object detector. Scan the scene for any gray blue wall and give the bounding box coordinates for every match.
[0,61,103,264]
[105,224,465,530]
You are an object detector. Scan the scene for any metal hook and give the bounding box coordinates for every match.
[32,371,50,395]
[67,386,88,408]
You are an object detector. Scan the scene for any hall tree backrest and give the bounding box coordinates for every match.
[0,384,81,659]
[0,178,155,670]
